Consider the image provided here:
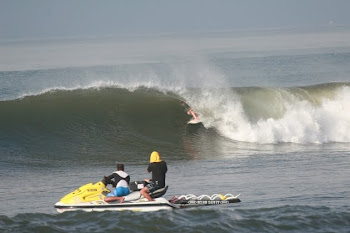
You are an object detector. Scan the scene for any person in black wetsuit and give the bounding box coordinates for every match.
[140,151,168,201]
[103,163,130,203]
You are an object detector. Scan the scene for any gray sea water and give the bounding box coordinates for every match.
[1,28,350,232]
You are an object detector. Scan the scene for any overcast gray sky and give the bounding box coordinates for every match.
[1,0,350,39]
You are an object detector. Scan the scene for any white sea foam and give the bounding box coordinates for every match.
[189,86,350,144]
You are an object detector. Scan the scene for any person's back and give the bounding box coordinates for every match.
[113,169,130,194]
[104,163,130,203]
[148,160,167,188]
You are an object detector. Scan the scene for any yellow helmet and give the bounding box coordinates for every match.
[150,151,162,163]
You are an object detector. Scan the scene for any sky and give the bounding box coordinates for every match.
[1,0,350,39]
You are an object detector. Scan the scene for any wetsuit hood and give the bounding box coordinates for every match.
[150,151,162,163]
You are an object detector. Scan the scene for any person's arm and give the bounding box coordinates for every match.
[164,162,168,173]
[104,174,116,187]
[145,164,152,183]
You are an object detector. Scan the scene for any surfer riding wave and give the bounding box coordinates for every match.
[181,101,199,122]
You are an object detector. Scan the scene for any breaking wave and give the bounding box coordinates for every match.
[1,82,350,147]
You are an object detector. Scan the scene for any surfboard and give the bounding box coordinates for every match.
[187,119,202,125]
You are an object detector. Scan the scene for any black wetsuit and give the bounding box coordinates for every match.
[147,161,167,188]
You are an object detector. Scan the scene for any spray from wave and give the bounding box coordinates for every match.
[188,83,350,144]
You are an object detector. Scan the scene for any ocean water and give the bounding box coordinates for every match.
[1,28,350,232]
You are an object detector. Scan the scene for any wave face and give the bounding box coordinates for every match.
[1,82,350,159]
[0,87,191,165]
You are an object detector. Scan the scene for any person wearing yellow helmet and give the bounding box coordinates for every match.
[140,151,168,201]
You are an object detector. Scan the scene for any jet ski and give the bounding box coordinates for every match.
[54,180,241,213]
[54,180,173,213]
